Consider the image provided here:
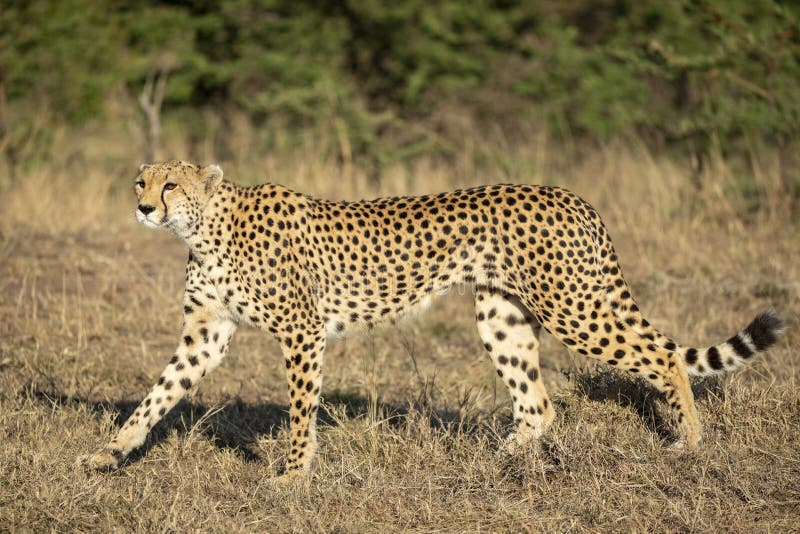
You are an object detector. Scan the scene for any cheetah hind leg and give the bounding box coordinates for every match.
[474,287,553,453]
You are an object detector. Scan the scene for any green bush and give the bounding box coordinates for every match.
[1,0,799,174]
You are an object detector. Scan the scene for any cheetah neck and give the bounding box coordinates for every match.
[175,181,237,261]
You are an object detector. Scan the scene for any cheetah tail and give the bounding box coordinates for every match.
[674,309,785,377]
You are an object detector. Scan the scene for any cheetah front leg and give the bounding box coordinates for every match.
[81,279,236,470]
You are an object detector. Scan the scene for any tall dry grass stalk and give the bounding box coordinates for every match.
[0,124,793,235]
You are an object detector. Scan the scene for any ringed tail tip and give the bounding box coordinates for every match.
[741,308,785,352]
[683,308,785,377]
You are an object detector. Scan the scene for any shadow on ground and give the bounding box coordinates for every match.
[20,370,724,468]
[19,382,474,466]
[570,368,724,441]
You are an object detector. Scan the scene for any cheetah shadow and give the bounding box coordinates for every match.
[569,368,723,441]
[20,383,469,466]
[21,372,715,467]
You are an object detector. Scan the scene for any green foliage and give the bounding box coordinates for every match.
[1,0,121,121]
[2,0,799,169]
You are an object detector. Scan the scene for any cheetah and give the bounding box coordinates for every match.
[80,160,784,478]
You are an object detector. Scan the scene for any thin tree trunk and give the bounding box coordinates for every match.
[138,69,168,163]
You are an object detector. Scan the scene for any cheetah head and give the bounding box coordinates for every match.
[134,160,223,236]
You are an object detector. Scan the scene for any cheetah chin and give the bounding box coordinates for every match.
[81,160,784,477]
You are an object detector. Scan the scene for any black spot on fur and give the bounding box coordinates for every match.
[706,346,723,370]
[727,333,753,359]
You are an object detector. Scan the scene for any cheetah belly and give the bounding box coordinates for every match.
[311,232,483,338]
[320,292,435,338]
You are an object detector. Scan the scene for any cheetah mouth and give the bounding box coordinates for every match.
[135,210,163,229]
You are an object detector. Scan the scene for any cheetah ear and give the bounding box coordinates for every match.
[200,164,223,193]
[138,163,151,173]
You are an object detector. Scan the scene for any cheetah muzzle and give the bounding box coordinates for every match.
[80,160,785,478]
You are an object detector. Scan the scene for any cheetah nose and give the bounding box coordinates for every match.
[138,204,156,216]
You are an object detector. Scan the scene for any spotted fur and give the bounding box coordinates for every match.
[80,161,784,475]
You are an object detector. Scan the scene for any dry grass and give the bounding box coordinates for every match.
[0,135,798,531]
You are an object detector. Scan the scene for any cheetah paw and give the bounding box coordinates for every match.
[504,433,522,455]
[503,429,539,455]
[269,468,308,488]
[78,449,122,471]
[666,437,701,453]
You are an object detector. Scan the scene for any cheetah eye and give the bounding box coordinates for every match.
[164,183,178,191]
[135,180,145,189]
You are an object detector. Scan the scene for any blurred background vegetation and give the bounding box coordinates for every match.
[1,0,799,194]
